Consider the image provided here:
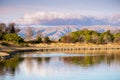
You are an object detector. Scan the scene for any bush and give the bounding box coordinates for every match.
[114,33,120,43]
[0,33,3,40]
[44,37,51,43]
[36,36,42,43]
[0,33,6,40]
[60,30,114,44]
[3,33,24,43]
[100,30,113,44]
[0,42,10,46]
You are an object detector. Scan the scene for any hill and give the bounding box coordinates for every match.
[18,25,120,40]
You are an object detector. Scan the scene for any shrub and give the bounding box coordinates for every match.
[0,33,3,40]
[3,33,24,43]
[36,36,42,43]
[100,30,113,44]
[0,42,10,46]
[114,33,120,43]
[44,37,51,43]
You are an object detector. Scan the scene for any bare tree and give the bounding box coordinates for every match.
[0,23,6,33]
[5,23,20,33]
[36,30,42,38]
[25,27,33,41]
[8,23,16,33]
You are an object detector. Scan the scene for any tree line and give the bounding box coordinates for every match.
[0,23,23,43]
[0,23,51,44]
[60,29,120,44]
[1,22,120,45]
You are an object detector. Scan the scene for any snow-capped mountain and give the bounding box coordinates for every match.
[18,25,120,40]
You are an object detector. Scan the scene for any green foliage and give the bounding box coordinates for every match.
[61,30,100,44]
[44,37,51,43]
[3,33,24,43]
[0,42,10,46]
[100,30,113,44]
[70,32,79,42]
[113,33,120,43]
[90,31,100,44]
[0,33,3,40]
[36,36,42,43]
[60,30,116,44]
[0,23,21,42]
[0,55,24,75]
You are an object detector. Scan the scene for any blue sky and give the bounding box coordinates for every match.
[0,0,120,25]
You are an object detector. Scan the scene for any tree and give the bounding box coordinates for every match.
[44,37,51,43]
[25,27,33,41]
[77,35,85,43]
[100,30,113,44]
[60,30,114,44]
[7,23,16,33]
[0,23,6,40]
[0,23,6,33]
[36,36,42,43]
[114,33,120,43]
[90,31,100,44]
[5,23,20,33]
[61,35,73,43]
[3,33,24,43]
[36,31,42,38]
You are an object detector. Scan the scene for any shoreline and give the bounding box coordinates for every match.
[0,44,120,61]
[0,44,120,56]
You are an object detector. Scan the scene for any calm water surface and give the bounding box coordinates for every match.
[0,52,120,80]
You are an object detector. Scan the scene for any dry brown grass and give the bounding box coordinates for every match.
[0,42,120,56]
[31,42,120,48]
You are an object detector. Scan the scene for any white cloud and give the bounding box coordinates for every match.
[13,11,120,26]
[108,14,120,23]
[14,11,83,25]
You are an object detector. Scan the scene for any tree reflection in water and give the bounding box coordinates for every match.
[0,52,120,79]
[0,55,24,76]
[63,54,120,67]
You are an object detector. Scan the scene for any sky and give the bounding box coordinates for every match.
[0,0,120,26]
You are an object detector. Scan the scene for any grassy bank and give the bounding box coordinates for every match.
[0,43,120,57]
[31,43,120,50]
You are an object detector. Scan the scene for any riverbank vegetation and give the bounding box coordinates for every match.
[0,22,120,48]
[0,23,51,47]
[0,23,24,45]
[0,23,120,57]
[60,29,120,44]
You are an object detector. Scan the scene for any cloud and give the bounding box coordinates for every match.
[14,11,83,25]
[108,14,120,24]
[14,11,120,26]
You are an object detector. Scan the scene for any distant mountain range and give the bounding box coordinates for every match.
[18,25,120,40]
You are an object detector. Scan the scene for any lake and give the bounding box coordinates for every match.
[0,51,120,80]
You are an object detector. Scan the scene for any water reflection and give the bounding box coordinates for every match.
[63,54,120,67]
[0,52,120,80]
[0,54,24,80]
